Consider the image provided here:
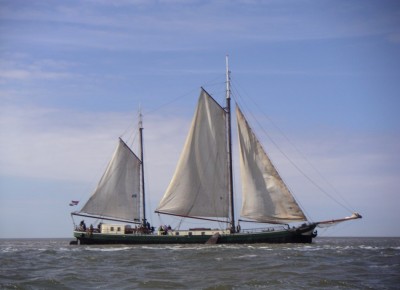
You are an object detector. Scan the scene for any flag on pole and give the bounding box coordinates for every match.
[69,200,79,206]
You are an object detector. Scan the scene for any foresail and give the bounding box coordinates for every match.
[79,138,141,222]
[156,89,229,219]
[236,106,307,224]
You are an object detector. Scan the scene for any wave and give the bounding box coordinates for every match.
[84,246,131,252]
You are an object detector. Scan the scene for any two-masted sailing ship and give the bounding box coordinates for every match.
[71,58,361,245]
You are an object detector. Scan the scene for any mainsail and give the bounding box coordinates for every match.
[236,106,307,224]
[156,89,230,219]
[78,138,141,222]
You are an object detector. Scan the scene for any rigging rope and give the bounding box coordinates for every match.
[144,76,226,115]
[230,79,355,214]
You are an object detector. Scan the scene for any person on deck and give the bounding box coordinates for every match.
[80,220,86,231]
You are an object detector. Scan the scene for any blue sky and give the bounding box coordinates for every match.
[1,0,399,238]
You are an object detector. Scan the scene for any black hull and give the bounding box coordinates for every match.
[73,224,317,245]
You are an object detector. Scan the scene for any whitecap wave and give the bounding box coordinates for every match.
[85,246,131,252]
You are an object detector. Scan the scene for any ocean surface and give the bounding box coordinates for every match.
[0,237,399,289]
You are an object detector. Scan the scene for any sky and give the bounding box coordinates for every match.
[0,0,399,238]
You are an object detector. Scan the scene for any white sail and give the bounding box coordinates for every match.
[236,106,307,223]
[156,90,229,218]
[79,138,141,222]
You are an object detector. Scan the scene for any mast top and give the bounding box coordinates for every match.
[139,108,143,129]
[226,55,231,100]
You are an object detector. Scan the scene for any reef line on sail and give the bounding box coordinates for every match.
[238,218,306,225]
[71,212,141,224]
[154,210,231,224]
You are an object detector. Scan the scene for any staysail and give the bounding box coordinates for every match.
[156,89,229,219]
[77,138,141,222]
[236,106,307,224]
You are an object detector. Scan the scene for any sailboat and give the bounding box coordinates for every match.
[71,57,361,245]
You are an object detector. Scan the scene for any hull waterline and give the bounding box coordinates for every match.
[73,224,317,245]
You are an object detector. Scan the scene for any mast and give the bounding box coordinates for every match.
[226,55,236,232]
[139,110,146,225]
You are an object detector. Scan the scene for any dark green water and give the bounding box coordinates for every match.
[0,237,399,289]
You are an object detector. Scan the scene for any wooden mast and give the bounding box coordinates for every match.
[139,110,146,225]
[226,55,236,233]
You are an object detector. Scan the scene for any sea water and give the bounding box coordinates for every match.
[0,237,399,289]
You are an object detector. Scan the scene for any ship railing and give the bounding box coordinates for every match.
[74,226,155,235]
[240,226,287,234]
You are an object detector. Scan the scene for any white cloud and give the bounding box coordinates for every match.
[2,0,399,53]
[0,56,77,81]
[0,105,188,187]
[0,69,72,80]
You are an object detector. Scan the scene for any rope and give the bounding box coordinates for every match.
[230,78,355,214]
